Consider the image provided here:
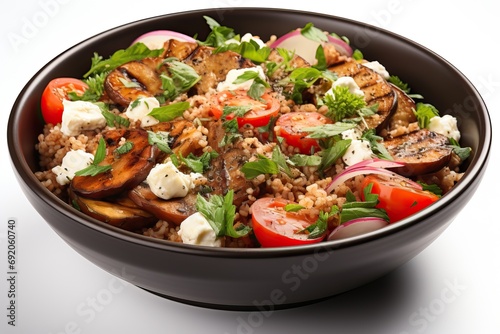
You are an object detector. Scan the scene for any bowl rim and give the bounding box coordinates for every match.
[7,7,492,258]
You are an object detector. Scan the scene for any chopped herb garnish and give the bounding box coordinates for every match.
[303,122,356,139]
[284,204,306,212]
[324,85,367,122]
[240,155,280,179]
[84,42,162,78]
[196,190,251,238]
[317,139,352,174]
[361,129,393,161]
[299,206,339,239]
[101,108,130,128]
[340,185,389,224]
[177,151,219,173]
[74,137,112,177]
[198,16,236,48]
[417,181,443,196]
[147,131,172,154]
[148,101,190,122]
[414,102,439,128]
[114,141,133,155]
[160,58,201,100]
[300,23,328,43]
[448,137,472,161]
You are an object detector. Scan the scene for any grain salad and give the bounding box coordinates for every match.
[34,17,470,248]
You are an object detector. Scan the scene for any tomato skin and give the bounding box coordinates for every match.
[274,111,332,154]
[251,197,325,247]
[40,78,88,124]
[360,174,440,223]
[209,90,280,128]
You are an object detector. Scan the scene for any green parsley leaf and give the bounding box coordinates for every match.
[361,129,393,161]
[178,151,219,174]
[289,154,322,167]
[147,131,172,154]
[241,155,280,179]
[198,16,236,47]
[414,102,439,128]
[448,137,472,161]
[272,145,293,177]
[148,101,190,122]
[215,41,271,63]
[196,190,251,238]
[417,181,443,196]
[101,108,130,128]
[324,85,367,121]
[300,23,328,43]
[340,185,389,224]
[74,137,112,177]
[352,49,364,61]
[161,58,201,99]
[299,206,339,239]
[114,141,133,155]
[284,204,306,212]
[317,139,352,174]
[313,45,327,71]
[303,122,356,139]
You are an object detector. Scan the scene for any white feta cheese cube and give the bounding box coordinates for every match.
[178,212,222,247]
[51,149,94,185]
[60,100,107,136]
[428,115,461,142]
[342,139,373,166]
[216,66,266,92]
[124,97,160,127]
[146,161,201,200]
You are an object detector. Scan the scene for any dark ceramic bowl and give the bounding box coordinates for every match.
[8,8,491,310]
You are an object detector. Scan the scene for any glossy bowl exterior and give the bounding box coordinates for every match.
[8,8,491,309]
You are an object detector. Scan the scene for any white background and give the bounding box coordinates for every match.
[1,0,498,333]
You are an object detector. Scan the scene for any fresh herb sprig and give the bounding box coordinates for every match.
[74,137,112,176]
[84,42,162,78]
[196,190,251,238]
[340,185,389,224]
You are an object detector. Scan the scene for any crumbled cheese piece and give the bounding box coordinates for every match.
[146,161,202,200]
[224,33,266,48]
[51,149,94,185]
[124,97,160,127]
[326,76,365,98]
[341,127,363,141]
[216,66,266,91]
[60,100,107,136]
[362,61,390,79]
[178,212,222,247]
[428,115,461,142]
[342,140,373,166]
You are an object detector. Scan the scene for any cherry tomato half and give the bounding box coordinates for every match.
[360,174,440,223]
[250,197,325,247]
[209,90,280,128]
[274,111,332,154]
[40,78,88,124]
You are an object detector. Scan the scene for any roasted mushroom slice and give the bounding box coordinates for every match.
[384,84,418,137]
[128,183,197,225]
[69,188,157,231]
[148,119,206,158]
[71,128,160,199]
[383,129,453,176]
[184,46,255,95]
[205,120,259,207]
[328,60,397,131]
[104,60,163,107]
[161,39,198,60]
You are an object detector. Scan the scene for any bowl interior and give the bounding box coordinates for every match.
[8,7,491,254]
